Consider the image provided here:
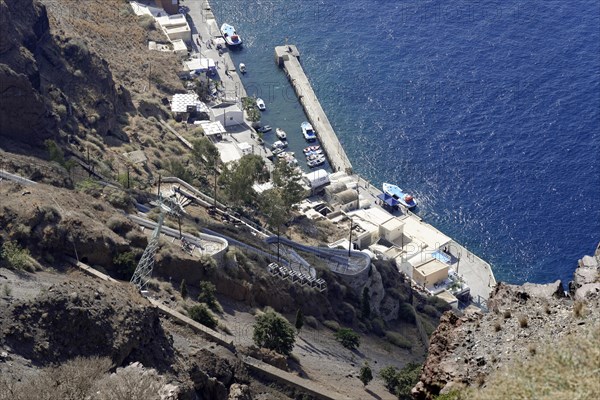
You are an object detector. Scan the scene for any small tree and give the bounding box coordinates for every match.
[180,279,188,298]
[379,365,400,392]
[334,328,360,350]
[361,287,371,320]
[198,281,218,311]
[253,310,296,356]
[188,304,217,329]
[395,363,422,400]
[295,308,305,333]
[359,362,373,387]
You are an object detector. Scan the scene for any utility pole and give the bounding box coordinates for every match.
[348,219,353,257]
[157,174,162,196]
[213,161,218,207]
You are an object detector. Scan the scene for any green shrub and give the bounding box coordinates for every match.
[371,317,386,336]
[334,328,360,350]
[138,15,155,30]
[422,304,439,318]
[188,304,217,329]
[395,363,422,399]
[197,281,219,311]
[304,315,318,329]
[323,320,340,331]
[253,309,296,356]
[385,331,412,349]
[112,251,138,280]
[379,365,400,391]
[0,241,32,271]
[398,303,416,323]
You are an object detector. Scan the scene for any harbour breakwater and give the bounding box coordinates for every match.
[274,45,353,174]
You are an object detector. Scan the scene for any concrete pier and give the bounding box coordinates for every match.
[275,45,353,174]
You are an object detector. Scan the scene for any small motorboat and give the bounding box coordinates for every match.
[257,125,271,133]
[239,63,246,73]
[306,153,321,161]
[220,23,242,46]
[304,149,323,157]
[272,147,285,156]
[271,140,288,150]
[307,157,326,168]
[275,128,287,140]
[301,121,317,142]
[277,151,295,159]
[382,182,417,209]
[303,145,321,154]
[256,98,266,111]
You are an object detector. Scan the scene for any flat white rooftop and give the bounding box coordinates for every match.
[399,214,451,251]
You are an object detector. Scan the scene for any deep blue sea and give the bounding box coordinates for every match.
[209,0,600,285]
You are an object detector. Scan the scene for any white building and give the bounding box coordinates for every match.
[211,104,244,127]
[156,14,191,42]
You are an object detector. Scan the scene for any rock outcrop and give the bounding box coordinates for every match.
[0,279,174,370]
[412,244,600,399]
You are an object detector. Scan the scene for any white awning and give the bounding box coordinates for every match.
[196,120,226,136]
[170,93,209,114]
[184,58,215,72]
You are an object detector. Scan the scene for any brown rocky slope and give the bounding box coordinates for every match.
[413,243,600,399]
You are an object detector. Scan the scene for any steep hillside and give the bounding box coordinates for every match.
[0,0,182,170]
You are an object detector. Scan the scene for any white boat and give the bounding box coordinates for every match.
[308,157,326,168]
[239,63,246,73]
[303,145,321,154]
[271,140,288,150]
[382,183,417,209]
[301,121,316,142]
[256,98,266,111]
[276,128,287,140]
[220,23,242,46]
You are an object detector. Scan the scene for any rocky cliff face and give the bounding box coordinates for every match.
[413,244,600,399]
[0,0,129,145]
[0,0,56,141]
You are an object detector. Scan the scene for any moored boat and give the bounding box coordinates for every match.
[276,128,287,140]
[271,140,288,150]
[307,157,326,168]
[382,183,417,209]
[257,125,271,133]
[256,98,266,111]
[239,63,246,73]
[301,121,317,142]
[220,23,242,46]
[303,145,321,154]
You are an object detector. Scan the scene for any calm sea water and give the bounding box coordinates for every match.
[209,0,600,285]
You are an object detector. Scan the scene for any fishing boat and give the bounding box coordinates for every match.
[257,125,271,133]
[301,121,317,142]
[276,128,287,140]
[382,183,417,209]
[239,63,246,73]
[307,157,326,168]
[256,98,266,111]
[303,145,321,154]
[220,23,242,46]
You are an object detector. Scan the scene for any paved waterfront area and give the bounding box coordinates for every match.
[275,45,353,174]
[185,1,273,167]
